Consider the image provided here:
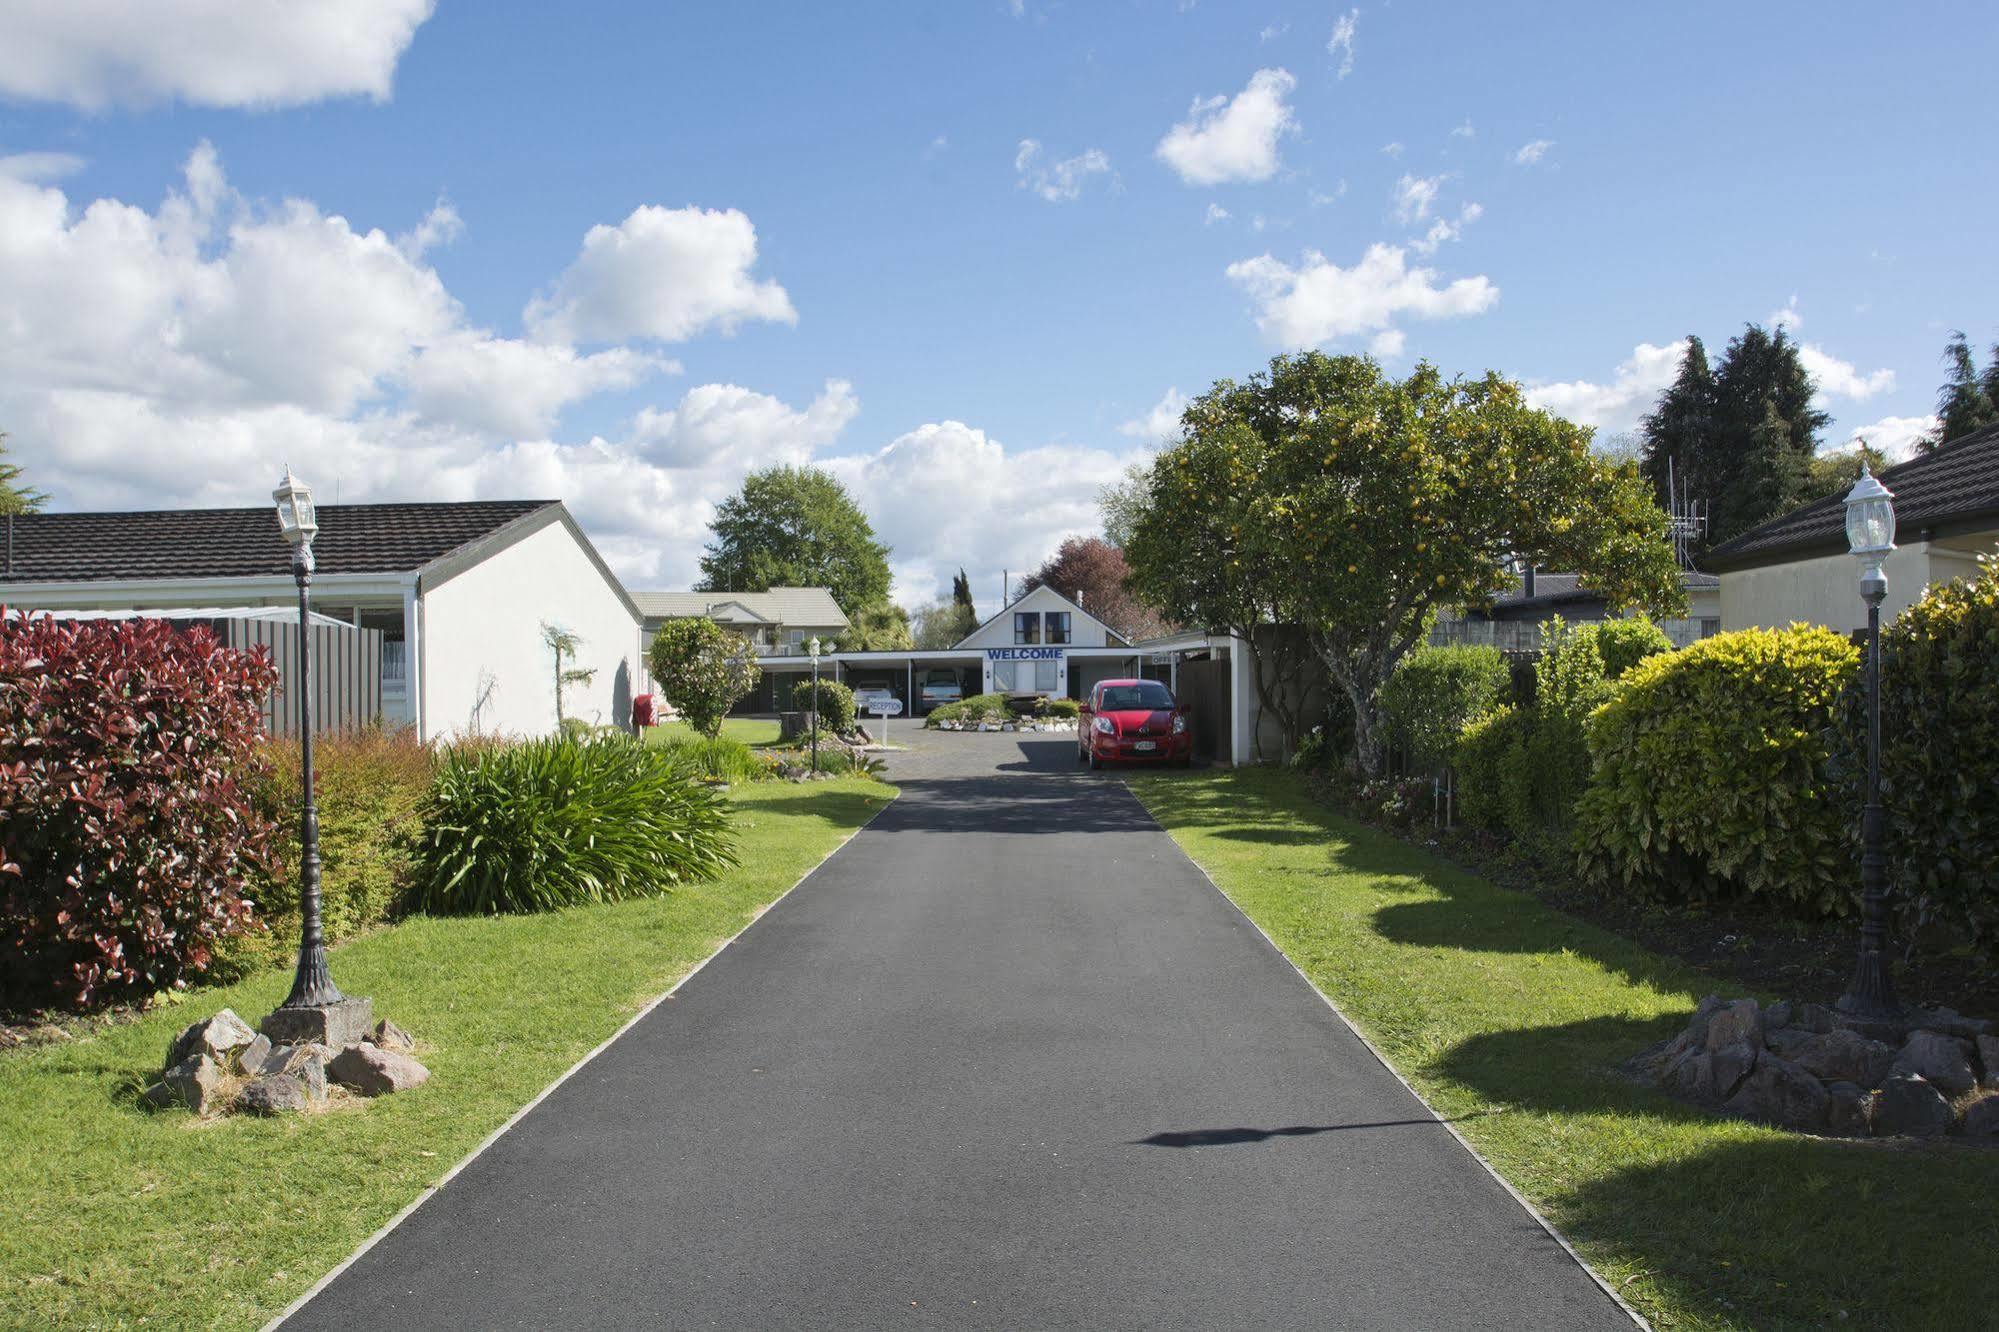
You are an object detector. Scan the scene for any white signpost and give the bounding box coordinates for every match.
[866,695,903,747]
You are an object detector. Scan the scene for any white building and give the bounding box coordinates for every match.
[1708,423,1999,632]
[0,499,642,740]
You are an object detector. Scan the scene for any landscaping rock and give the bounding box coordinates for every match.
[1683,994,1726,1048]
[1764,1000,1794,1032]
[161,1053,228,1115]
[1976,1035,1999,1088]
[1704,998,1764,1054]
[1891,1031,1978,1097]
[371,1019,415,1054]
[235,1033,273,1076]
[1765,1027,1818,1060]
[236,1073,309,1116]
[1708,1041,1759,1100]
[166,1008,256,1070]
[329,1043,430,1096]
[297,1054,329,1105]
[1669,1050,1712,1099]
[1824,1081,1874,1137]
[1723,1054,1829,1131]
[1913,1007,1991,1040]
[1873,1074,1952,1138]
[1960,1095,1999,1138]
[265,1041,334,1074]
[1789,1028,1897,1089]
[1793,1002,1838,1035]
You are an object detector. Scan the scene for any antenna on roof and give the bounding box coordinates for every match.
[1665,456,1707,570]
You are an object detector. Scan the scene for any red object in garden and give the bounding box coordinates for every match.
[1078,678,1194,769]
[631,693,657,728]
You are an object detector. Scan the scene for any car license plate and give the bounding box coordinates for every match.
[1134,741,1156,752]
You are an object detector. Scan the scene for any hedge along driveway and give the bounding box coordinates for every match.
[0,777,893,1331]
[1129,767,1999,1331]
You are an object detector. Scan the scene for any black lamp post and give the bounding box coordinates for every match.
[807,635,822,774]
[262,468,371,1047]
[1835,465,1902,1027]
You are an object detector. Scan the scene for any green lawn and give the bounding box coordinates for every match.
[644,716,782,747]
[1129,767,1999,1331]
[0,776,893,1330]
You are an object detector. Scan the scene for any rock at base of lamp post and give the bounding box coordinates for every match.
[259,995,375,1050]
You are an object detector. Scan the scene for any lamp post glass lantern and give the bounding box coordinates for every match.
[807,636,822,773]
[1837,465,1900,1024]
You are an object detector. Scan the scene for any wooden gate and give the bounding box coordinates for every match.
[1176,657,1232,764]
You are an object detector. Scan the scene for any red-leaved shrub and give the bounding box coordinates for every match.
[0,612,279,1010]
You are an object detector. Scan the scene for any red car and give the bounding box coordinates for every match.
[1078,678,1194,768]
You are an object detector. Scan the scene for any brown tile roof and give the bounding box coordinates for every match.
[1706,424,1999,571]
[0,500,558,584]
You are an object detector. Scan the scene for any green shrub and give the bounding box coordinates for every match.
[222,726,436,978]
[1036,696,1082,719]
[926,691,1012,726]
[792,677,857,733]
[1379,644,1510,769]
[411,735,736,914]
[1590,617,1674,679]
[1455,704,1531,835]
[652,732,774,784]
[1845,558,1999,951]
[1575,624,1858,914]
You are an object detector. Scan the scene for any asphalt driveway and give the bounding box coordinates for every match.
[284,728,1632,1330]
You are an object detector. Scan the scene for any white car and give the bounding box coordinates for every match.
[851,686,899,716]
[917,670,963,712]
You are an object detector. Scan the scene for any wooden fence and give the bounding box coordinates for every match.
[221,617,384,738]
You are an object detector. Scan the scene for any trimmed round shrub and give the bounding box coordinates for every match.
[1589,617,1674,680]
[792,678,856,733]
[1379,644,1510,769]
[1036,696,1082,719]
[0,614,279,1009]
[1575,624,1859,914]
[411,735,735,914]
[1843,557,1999,951]
[1455,704,1530,835]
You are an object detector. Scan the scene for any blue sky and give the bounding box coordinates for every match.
[1,1,1993,608]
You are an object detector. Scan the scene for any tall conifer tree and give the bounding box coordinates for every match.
[1638,337,1715,512]
[1926,331,1999,450]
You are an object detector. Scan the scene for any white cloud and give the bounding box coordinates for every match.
[826,421,1143,608]
[0,142,843,594]
[1204,202,1231,225]
[1369,329,1406,359]
[395,200,462,261]
[524,205,796,345]
[1226,242,1499,348]
[1327,9,1358,78]
[1836,414,1936,462]
[1309,180,1347,208]
[1800,343,1894,401]
[1155,68,1298,186]
[1512,139,1554,166]
[1451,119,1475,139]
[0,0,434,110]
[1118,387,1189,441]
[1014,139,1114,203]
[1409,201,1482,255]
[1522,341,1689,433]
[1769,295,1802,333]
[1391,173,1443,223]
[0,151,86,182]
[1381,141,1404,157]
[1260,22,1288,42]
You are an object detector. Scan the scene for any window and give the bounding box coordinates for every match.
[1097,681,1176,710]
[1014,611,1040,644]
[992,659,1018,691]
[1034,657,1058,692]
[1044,612,1070,644]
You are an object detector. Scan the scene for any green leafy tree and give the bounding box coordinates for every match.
[540,622,597,727]
[911,599,965,650]
[1638,337,1715,517]
[1802,440,1889,506]
[646,617,762,739]
[0,432,46,516]
[1130,352,1682,773]
[837,601,913,651]
[697,466,890,616]
[1925,331,1999,451]
[1098,457,1154,549]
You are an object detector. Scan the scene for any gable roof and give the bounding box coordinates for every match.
[1706,424,1999,572]
[1485,569,1719,616]
[630,586,849,628]
[953,583,1129,648]
[0,500,559,584]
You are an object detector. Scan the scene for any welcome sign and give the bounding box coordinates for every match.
[985,647,1065,661]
